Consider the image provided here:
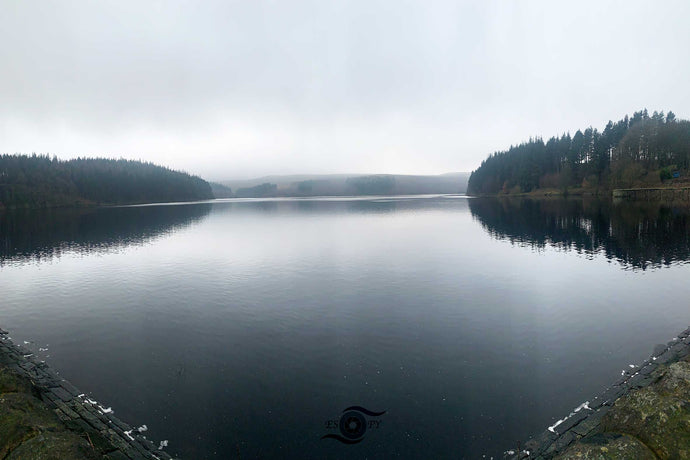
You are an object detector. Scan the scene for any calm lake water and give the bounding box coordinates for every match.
[1,195,689,459]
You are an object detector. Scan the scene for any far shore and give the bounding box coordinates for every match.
[470,182,690,201]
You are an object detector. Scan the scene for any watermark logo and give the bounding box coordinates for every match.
[321,406,386,444]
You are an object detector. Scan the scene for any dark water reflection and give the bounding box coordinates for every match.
[0,204,212,265]
[469,197,690,270]
[0,197,447,267]
[1,196,689,459]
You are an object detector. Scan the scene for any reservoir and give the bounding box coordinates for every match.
[1,195,689,459]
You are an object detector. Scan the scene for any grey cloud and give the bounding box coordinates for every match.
[1,1,690,180]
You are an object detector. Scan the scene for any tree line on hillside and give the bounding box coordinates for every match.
[209,182,233,198]
[232,174,469,197]
[0,154,213,208]
[468,110,690,195]
[234,176,399,197]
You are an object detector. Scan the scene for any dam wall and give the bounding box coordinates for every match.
[504,325,690,459]
[0,327,175,460]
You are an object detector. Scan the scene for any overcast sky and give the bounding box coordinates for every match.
[1,1,689,180]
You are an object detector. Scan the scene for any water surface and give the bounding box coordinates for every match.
[1,196,689,458]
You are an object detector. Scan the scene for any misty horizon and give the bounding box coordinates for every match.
[2,1,690,181]
[0,152,472,182]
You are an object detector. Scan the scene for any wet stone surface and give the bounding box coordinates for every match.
[504,325,690,460]
[0,328,175,460]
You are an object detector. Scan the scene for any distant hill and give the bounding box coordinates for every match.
[0,154,213,209]
[209,181,233,198]
[222,172,470,198]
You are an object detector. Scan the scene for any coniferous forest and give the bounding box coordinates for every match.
[468,110,690,195]
[0,155,213,209]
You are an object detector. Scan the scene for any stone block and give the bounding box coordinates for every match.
[8,363,23,373]
[529,430,558,456]
[587,396,600,407]
[54,408,72,422]
[123,447,147,459]
[74,404,108,431]
[638,363,657,376]
[35,374,61,388]
[137,437,157,452]
[42,390,59,405]
[109,415,132,433]
[42,369,61,382]
[104,451,130,460]
[50,386,73,402]
[54,399,80,419]
[19,361,35,372]
[59,379,81,397]
[654,350,676,364]
[86,415,108,431]
[675,343,690,358]
[600,386,627,405]
[653,343,668,355]
[571,406,608,437]
[543,430,577,457]
[101,428,135,453]
[555,410,589,434]
[64,418,93,433]
[628,373,655,389]
[129,436,152,457]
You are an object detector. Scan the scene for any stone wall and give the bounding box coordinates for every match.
[504,325,690,459]
[0,327,176,460]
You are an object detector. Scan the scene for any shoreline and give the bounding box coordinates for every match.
[470,184,690,202]
[0,327,174,460]
[612,187,690,202]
